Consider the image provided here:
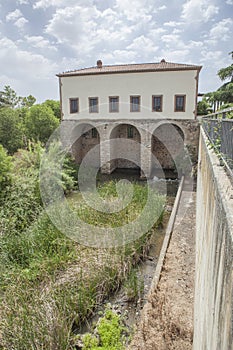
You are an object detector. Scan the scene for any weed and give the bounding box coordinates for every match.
[80,307,126,350]
[0,179,165,349]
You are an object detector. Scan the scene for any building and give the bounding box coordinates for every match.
[57,59,202,178]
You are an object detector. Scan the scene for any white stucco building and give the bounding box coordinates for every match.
[57,60,202,177]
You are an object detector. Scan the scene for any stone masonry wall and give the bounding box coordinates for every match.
[60,119,199,178]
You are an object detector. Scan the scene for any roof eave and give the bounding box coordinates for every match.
[57,66,202,78]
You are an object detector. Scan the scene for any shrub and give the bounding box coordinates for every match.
[0,145,12,196]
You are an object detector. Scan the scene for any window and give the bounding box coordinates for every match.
[89,97,99,113]
[130,96,140,112]
[70,98,79,113]
[109,96,119,113]
[91,128,98,138]
[127,126,134,138]
[152,95,163,112]
[175,95,186,112]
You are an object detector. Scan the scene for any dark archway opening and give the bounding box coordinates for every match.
[151,123,185,178]
[71,123,100,168]
[109,124,141,174]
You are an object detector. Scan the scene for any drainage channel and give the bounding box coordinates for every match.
[75,176,183,342]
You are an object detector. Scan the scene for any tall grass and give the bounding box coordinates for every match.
[0,178,165,349]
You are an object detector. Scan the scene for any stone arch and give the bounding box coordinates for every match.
[151,123,185,176]
[110,123,141,171]
[71,123,100,167]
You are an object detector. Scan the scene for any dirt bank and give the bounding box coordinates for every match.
[129,191,196,350]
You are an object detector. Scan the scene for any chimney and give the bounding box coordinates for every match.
[97,60,102,68]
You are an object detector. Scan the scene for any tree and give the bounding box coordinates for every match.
[197,99,212,116]
[0,145,12,194]
[218,51,233,82]
[0,85,21,108]
[216,52,233,105]
[24,104,59,144]
[0,85,36,109]
[42,100,61,120]
[0,108,24,154]
[21,95,36,108]
[204,52,233,110]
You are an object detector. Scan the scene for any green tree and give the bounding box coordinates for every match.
[21,95,36,108]
[0,107,24,154]
[197,99,212,115]
[0,85,22,108]
[218,51,233,82]
[24,104,59,144]
[204,52,233,110]
[0,145,12,195]
[0,85,36,109]
[42,100,61,120]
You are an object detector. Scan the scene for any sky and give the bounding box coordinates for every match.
[0,0,232,103]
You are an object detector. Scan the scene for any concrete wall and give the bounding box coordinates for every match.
[60,69,198,120]
[193,129,233,350]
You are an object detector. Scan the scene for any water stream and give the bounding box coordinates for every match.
[77,169,178,335]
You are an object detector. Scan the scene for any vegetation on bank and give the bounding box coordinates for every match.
[0,85,60,154]
[197,51,233,116]
[0,143,165,349]
[80,307,128,350]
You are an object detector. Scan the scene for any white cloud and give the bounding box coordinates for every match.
[199,50,223,64]
[164,21,183,27]
[25,35,57,50]
[17,0,29,4]
[33,0,64,9]
[45,6,100,47]
[127,35,159,54]
[14,17,28,29]
[158,49,190,63]
[161,34,186,50]
[158,5,166,10]
[187,40,203,48]
[182,0,219,23]
[114,0,155,21]
[6,9,22,22]
[149,28,167,38]
[100,49,137,64]
[6,9,28,29]
[33,0,93,9]
[172,28,183,34]
[208,18,233,41]
[1,0,231,101]
[0,36,59,101]
[0,37,58,78]
[45,4,153,56]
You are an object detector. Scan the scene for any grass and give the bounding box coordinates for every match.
[0,180,165,350]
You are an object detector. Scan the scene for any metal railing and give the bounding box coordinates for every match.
[201,107,233,180]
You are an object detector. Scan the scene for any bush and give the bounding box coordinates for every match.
[0,107,24,153]
[0,145,12,196]
[24,104,59,144]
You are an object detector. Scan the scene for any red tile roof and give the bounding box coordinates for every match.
[57,60,202,77]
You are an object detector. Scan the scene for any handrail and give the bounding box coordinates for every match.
[201,117,233,182]
[202,107,233,119]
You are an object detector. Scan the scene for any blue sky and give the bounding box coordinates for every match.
[0,0,232,103]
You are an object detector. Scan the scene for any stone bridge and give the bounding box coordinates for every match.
[61,118,199,178]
